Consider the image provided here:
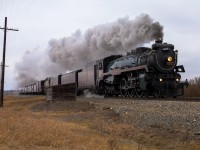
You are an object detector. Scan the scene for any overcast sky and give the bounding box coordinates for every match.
[0,0,200,90]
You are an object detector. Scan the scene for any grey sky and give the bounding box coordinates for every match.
[0,0,200,90]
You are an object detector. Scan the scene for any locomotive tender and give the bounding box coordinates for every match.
[19,40,188,98]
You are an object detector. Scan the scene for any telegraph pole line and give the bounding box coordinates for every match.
[0,17,18,107]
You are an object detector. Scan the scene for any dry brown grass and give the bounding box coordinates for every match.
[184,76,200,97]
[0,96,143,150]
[0,96,108,149]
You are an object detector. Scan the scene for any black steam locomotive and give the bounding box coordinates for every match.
[19,40,188,98]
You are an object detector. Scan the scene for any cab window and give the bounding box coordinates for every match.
[98,62,103,70]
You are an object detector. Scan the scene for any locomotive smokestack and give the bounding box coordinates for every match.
[155,38,163,44]
[15,14,164,87]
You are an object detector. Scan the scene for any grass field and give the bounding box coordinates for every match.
[0,96,144,150]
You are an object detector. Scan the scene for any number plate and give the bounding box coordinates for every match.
[166,62,174,65]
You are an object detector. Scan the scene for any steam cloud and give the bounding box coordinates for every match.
[84,90,104,99]
[15,14,164,87]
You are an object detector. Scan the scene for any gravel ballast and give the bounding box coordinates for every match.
[83,97,200,141]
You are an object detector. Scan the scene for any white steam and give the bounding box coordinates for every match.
[84,90,104,99]
[15,14,163,87]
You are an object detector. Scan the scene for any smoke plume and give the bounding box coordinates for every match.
[15,14,164,87]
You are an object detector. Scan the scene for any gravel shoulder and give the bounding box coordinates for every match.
[32,96,200,149]
[87,97,200,136]
[81,97,200,149]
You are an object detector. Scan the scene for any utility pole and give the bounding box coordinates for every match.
[0,17,18,107]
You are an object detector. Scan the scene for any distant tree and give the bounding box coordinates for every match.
[185,76,200,97]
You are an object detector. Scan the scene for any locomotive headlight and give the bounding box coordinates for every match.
[167,56,173,62]
[176,78,179,82]
[159,78,163,82]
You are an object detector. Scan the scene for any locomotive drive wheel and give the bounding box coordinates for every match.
[120,78,127,97]
[135,87,143,98]
[128,88,135,97]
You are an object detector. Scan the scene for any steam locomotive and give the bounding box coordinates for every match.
[19,40,188,98]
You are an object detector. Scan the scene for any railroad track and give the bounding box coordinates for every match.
[103,96,200,102]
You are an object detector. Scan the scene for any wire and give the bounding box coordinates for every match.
[20,0,34,26]
[10,0,21,26]
[4,0,34,53]
[9,0,34,54]
[0,0,2,21]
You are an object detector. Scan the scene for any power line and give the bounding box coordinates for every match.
[8,0,34,50]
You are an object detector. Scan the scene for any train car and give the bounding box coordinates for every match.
[19,80,45,95]
[19,87,25,95]
[35,80,45,95]
[43,70,81,93]
[78,61,96,89]
[61,70,81,85]
[44,75,61,89]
